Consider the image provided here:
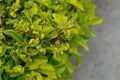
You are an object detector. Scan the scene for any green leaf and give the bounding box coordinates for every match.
[62,54,74,73]
[10,0,21,17]
[88,17,103,25]
[39,64,55,71]
[13,65,24,73]
[26,58,48,70]
[36,45,46,55]
[72,55,81,66]
[49,31,58,39]
[6,19,19,24]
[17,71,43,80]
[56,65,66,74]
[40,0,52,7]
[0,3,4,11]
[24,1,33,8]
[18,54,29,62]
[4,30,24,43]
[33,19,42,26]
[0,67,4,80]
[30,3,38,17]
[21,16,31,24]
[8,65,24,77]
[60,43,70,51]
[27,59,41,70]
[67,0,84,11]
[78,40,89,51]
[3,73,9,80]
[52,13,67,25]
[39,70,57,79]
[28,38,40,47]
[10,11,17,18]
[0,46,7,57]
[69,28,79,35]
[0,31,5,40]
[87,29,96,37]
[53,49,62,62]
[31,71,43,80]
[69,47,82,56]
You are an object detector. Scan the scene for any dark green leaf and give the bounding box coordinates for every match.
[0,31,5,40]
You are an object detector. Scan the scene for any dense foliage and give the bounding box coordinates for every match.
[0,0,102,80]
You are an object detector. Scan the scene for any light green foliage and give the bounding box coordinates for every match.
[0,0,102,80]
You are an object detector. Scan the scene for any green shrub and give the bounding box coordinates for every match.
[0,0,102,80]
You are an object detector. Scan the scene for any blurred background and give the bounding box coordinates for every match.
[73,0,120,80]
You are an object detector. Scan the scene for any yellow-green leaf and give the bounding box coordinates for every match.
[4,30,24,43]
[62,54,74,73]
[39,64,55,71]
[69,47,82,56]
[60,43,70,51]
[30,3,38,17]
[52,13,67,25]
[88,17,103,25]
[26,58,48,70]
[67,0,84,11]
[78,40,89,51]
[31,71,43,80]
[0,31,5,40]
[0,46,7,57]
[87,29,96,37]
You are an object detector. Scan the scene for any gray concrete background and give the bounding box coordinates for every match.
[73,0,120,80]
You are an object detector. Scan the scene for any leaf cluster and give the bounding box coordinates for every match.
[0,0,102,80]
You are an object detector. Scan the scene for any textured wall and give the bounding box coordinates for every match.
[73,0,120,80]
